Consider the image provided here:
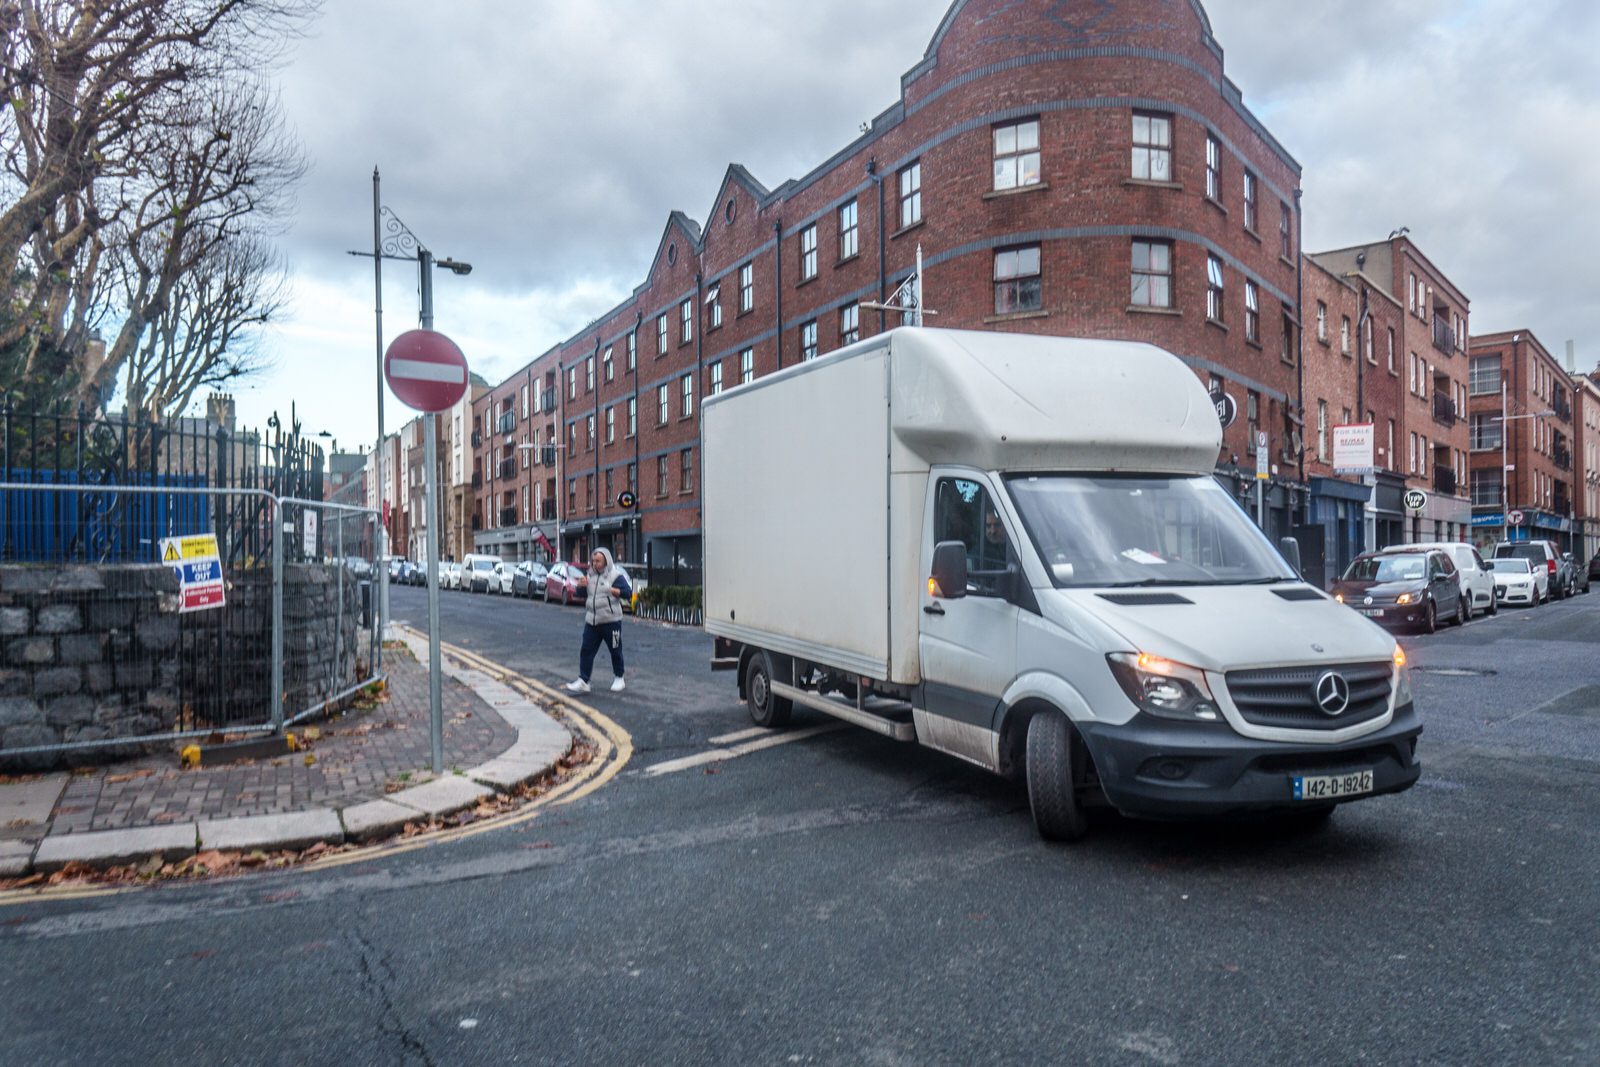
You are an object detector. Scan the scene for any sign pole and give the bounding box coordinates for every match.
[424,414,444,776]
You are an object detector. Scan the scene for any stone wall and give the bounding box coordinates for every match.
[1,563,367,769]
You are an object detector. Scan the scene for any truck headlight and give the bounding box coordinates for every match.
[1393,645,1413,706]
[1107,653,1221,722]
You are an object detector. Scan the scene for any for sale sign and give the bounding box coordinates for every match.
[1332,423,1375,475]
[160,533,225,613]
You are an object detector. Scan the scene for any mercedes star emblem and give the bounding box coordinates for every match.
[1314,671,1352,716]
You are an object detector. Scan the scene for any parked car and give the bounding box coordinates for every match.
[489,561,519,595]
[1383,542,1496,619]
[543,561,588,605]
[1488,557,1546,606]
[1589,553,1600,586]
[512,561,550,598]
[444,562,465,590]
[1331,549,1464,633]
[387,558,407,583]
[1563,552,1589,594]
[1495,540,1565,599]
[461,553,503,593]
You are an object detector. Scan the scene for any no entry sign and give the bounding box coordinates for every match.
[385,329,469,413]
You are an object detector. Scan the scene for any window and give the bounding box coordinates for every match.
[656,383,668,426]
[1204,134,1220,200]
[707,284,722,329]
[1409,432,1418,474]
[627,397,637,437]
[898,161,922,228]
[521,384,529,418]
[567,367,577,400]
[1470,355,1501,395]
[679,299,693,344]
[994,245,1042,314]
[585,474,594,510]
[1244,281,1260,343]
[567,424,576,457]
[1407,273,1416,314]
[838,199,858,260]
[627,462,636,492]
[586,415,594,451]
[740,348,754,384]
[1243,170,1257,231]
[840,303,860,345]
[680,448,693,493]
[1387,327,1396,372]
[1130,111,1172,182]
[1317,400,1328,461]
[604,469,612,506]
[603,346,613,383]
[1315,301,1327,342]
[1386,420,1395,469]
[1206,256,1225,322]
[932,477,1014,596]
[1408,352,1418,395]
[605,406,615,443]
[739,263,754,313]
[627,331,636,372]
[1130,240,1171,308]
[1247,391,1259,448]
[1340,315,1351,355]
[801,320,818,361]
[1279,201,1292,258]
[800,224,818,280]
[1364,317,1375,364]
[656,314,667,355]
[569,479,577,513]
[585,356,594,391]
[710,361,723,395]
[657,456,669,497]
[1281,306,1295,363]
[993,118,1041,190]
[680,373,693,418]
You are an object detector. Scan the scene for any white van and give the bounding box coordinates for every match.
[460,553,503,594]
[704,328,1421,839]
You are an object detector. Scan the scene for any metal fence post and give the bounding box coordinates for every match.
[335,509,344,694]
[271,496,285,733]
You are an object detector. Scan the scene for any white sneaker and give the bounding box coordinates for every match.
[610,677,626,692]
[564,679,591,694]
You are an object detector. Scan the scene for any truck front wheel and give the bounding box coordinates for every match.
[1025,712,1089,842]
[745,652,792,728]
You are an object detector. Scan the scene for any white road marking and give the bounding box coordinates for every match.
[390,358,465,383]
[645,724,844,776]
[707,726,775,745]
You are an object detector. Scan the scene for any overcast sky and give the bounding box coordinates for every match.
[219,0,1600,451]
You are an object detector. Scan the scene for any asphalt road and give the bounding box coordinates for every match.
[2,583,1597,1065]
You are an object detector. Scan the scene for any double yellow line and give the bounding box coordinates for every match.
[0,634,632,903]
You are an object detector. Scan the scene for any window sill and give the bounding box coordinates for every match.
[1126,304,1180,317]
[1203,195,1228,215]
[1280,354,1297,366]
[795,274,818,290]
[736,306,753,319]
[984,309,1049,324]
[1280,254,1296,269]
[706,322,721,334]
[1123,178,1184,192]
[983,181,1049,201]
[1245,338,1263,351]
[1206,317,1229,333]
[1316,337,1331,348]
[836,252,861,268]
[1243,226,1263,244]
[1340,349,1353,359]
[890,218,925,240]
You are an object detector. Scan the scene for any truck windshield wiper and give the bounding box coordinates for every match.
[1101,577,1212,587]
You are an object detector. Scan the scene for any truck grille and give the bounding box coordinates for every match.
[1224,661,1392,730]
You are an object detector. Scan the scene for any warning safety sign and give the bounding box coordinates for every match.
[159,533,225,614]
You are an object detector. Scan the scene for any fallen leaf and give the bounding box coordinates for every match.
[303,753,316,766]
[104,769,155,784]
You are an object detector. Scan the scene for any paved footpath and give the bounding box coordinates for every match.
[0,632,571,876]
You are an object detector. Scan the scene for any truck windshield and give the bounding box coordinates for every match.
[1006,474,1295,588]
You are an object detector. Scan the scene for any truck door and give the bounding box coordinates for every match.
[918,472,1019,758]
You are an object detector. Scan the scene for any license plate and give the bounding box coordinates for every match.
[1357,607,1384,618]
[1293,769,1374,801]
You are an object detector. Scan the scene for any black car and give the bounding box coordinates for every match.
[1331,549,1465,633]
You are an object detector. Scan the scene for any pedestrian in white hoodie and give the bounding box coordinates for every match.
[565,548,631,693]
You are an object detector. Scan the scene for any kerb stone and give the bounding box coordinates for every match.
[33,823,197,872]
[197,810,344,853]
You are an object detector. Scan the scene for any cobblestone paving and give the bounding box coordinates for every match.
[49,647,517,834]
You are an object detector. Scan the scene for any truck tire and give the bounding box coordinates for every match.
[1025,712,1088,842]
[745,652,792,728]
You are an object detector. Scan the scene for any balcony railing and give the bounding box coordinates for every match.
[470,515,482,531]
[1554,484,1572,517]
[470,472,481,488]
[1554,447,1573,472]
[540,500,556,521]
[498,457,517,479]
[498,411,517,435]
[541,394,556,414]
[471,430,482,448]
[1553,391,1572,423]
[1432,394,1457,426]
[1432,466,1457,495]
[500,507,518,527]
[1432,317,1455,354]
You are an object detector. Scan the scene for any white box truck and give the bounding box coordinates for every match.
[704,328,1420,839]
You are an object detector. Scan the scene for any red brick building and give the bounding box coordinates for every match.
[1467,331,1576,551]
[469,0,1321,582]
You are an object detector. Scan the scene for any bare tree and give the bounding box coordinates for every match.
[0,0,316,407]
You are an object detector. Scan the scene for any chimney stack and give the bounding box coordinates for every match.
[1566,340,1577,374]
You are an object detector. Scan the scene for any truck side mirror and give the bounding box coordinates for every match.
[1278,536,1302,579]
[930,541,968,599]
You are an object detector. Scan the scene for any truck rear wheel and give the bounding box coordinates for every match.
[745,652,792,728]
[1025,712,1088,842]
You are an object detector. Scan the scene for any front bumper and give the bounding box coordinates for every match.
[1077,702,1422,818]
[1497,585,1536,604]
